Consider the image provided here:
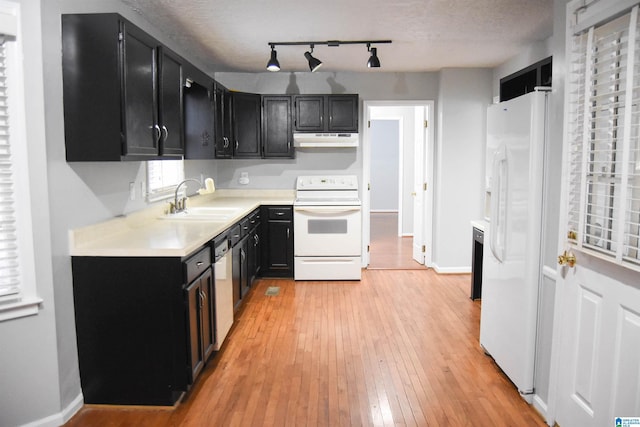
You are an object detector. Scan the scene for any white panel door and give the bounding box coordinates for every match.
[555,256,640,426]
[553,2,640,425]
[412,107,426,264]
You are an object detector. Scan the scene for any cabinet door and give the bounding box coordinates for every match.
[239,237,250,298]
[327,95,358,132]
[294,95,324,131]
[185,280,204,383]
[214,83,232,158]
[262,96,293,158]
[232,242,242,309]
[121,22,159,157]
[199,269,215,362]
[261,207,294,277]
[250,223,261,281]
[158,48,183,156]
[233,92,262,158]
[184,80,215,159]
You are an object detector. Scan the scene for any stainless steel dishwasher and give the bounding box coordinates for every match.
[213,236,233,351]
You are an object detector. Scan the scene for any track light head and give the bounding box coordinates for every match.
[266,45,280,72]
[304,47,323,72]
[367,45,380,68]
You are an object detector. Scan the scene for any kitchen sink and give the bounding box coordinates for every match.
[161,206,242,221]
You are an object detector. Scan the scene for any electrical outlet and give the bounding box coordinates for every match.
[129,182,135,201]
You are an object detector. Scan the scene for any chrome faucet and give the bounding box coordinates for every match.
[170,179,203,214]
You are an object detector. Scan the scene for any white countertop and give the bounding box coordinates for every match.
[70,190,294,258]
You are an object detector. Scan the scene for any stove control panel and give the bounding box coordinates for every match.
[296,175,358,191]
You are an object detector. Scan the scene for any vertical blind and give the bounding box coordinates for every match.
[0,35,19,297]
[566,4,640,268]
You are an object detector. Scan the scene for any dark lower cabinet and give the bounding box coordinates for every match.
[260,206,294,277]
[71,256,189,406]
[185,267,214,383]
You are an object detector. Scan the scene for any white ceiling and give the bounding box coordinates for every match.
[120,0,554,74]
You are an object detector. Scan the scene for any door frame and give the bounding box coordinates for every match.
[362,100,435,267]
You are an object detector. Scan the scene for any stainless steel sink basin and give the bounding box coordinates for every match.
[161,206,242,221]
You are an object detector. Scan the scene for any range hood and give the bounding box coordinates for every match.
[293,133,359,148]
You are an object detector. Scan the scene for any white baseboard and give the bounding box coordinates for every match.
[432,264,471,274]
[21,392,83,427]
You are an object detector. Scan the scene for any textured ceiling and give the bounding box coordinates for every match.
[120,0,553,74]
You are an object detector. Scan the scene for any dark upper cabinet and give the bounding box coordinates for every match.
[62,14,184,161]
[157,49,184,156]
[262,96,294,158]
[232,92,262,158]
[214,82,233,159]
[499,56,552,102]
[183,65,215,159]
[327,95,358,131]
[293,94,358,133]
[293,95,324,132]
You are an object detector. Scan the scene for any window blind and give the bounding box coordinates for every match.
[566,4,640,268]
[0,36,19,297]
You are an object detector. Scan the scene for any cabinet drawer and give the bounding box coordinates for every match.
[267,207,292,220]
[249,209,261,227]
[240,217,250,235]
[185,247,211,283]
[229,224,242,247]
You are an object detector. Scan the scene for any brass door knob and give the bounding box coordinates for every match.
[558,250,576,267]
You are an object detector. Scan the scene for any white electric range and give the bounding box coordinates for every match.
[293,175,362,280]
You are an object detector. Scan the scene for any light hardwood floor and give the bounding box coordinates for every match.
[65,271,545,426]
[369,212,427,270]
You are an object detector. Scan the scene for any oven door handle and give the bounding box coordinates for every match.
[294,206,361,214]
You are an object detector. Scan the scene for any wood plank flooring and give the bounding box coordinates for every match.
[65,271,545,426]
[369,212,427,270]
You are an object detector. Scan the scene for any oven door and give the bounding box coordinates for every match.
[294,205,361,256]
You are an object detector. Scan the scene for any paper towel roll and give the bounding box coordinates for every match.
[205,178,215,192]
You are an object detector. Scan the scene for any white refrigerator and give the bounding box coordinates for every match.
[479,89,549,401]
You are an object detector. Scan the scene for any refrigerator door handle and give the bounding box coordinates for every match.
[490,145,507,263]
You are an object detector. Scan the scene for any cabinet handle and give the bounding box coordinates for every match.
[287,228,290,239]
[235,140,239,151]
[153,124,161,144]
[196,261,204,268]
[276,212,284,216]
[161,125,169,142]
[240,248,245,262]
[254,234,259,245]
[223,137,229,149]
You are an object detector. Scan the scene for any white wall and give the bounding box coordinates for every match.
[370,120,400,212]
[433,68,492,273]
[0,3,64,426]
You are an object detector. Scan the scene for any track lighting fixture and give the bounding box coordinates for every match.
[367,44,380,68]
[266,44,280,72]
[304,45,322,72]
[266,39,391,72]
